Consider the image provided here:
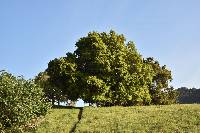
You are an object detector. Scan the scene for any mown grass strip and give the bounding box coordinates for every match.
[70,108,83,133]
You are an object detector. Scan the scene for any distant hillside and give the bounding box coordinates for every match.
[177,87,200,104]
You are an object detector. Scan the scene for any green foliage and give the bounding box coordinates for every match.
[81,76,110,104]
[46,30,177,106]
[0,71,51,132]
[75,105,200,132]
[75,31,154,106]
[35,71,62,105]
[144,57,178,104]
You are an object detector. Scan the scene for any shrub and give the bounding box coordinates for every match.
[0,71,51,132]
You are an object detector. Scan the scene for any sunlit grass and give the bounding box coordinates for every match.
[75,104,200,133]
[26,104,200,133]
[27,108,79,133]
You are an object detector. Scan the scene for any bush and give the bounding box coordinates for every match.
[0,71,51,132]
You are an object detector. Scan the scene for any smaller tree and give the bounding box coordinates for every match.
[35,71,63,106]
[144,57,178,104]
[46,53,79,104]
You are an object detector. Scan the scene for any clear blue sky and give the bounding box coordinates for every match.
[0,0,200,89]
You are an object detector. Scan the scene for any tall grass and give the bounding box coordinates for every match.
[75,104,200,132]
[26,108,79,133]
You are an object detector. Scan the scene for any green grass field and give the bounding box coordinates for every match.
[28,104,200,133]
[75,104,200,133]
[27,108,79,133]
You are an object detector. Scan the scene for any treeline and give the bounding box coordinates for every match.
[177,87,200,104]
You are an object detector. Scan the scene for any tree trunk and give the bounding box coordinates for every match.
[58,99,60,106]
[52,98,55,106]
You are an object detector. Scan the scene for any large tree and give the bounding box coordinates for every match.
[74,31,154,106]
[46,30,177,106]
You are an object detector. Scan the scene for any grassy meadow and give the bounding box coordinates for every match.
[27,104,200,133]
[75,104,200,133]
[26,108,79,133]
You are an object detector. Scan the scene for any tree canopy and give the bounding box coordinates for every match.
[42,30,177,106]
